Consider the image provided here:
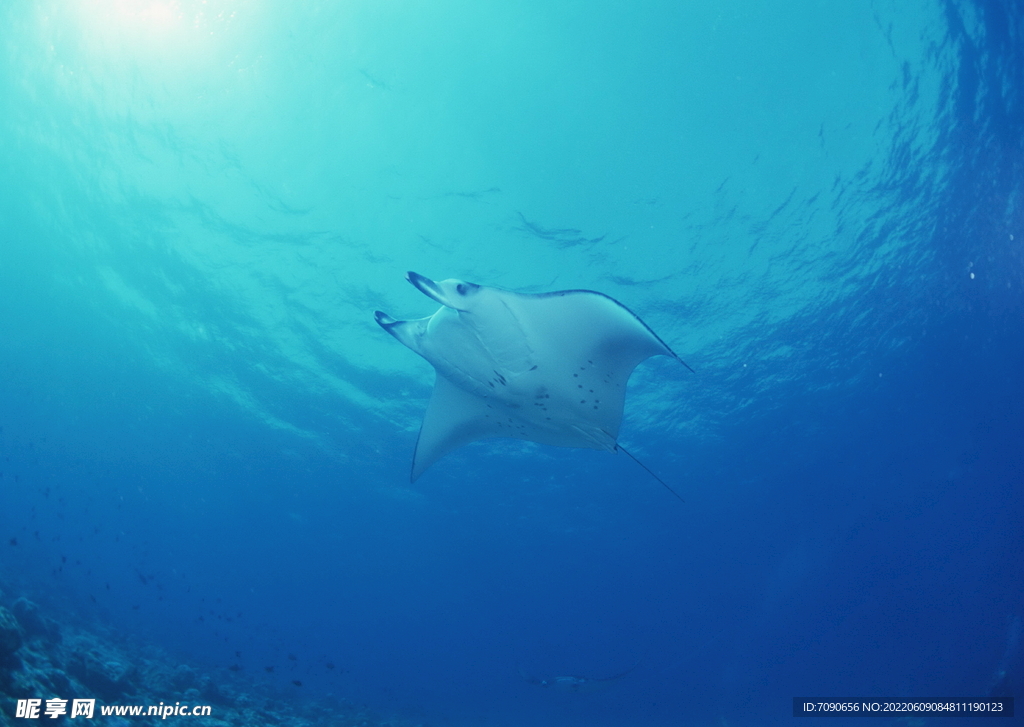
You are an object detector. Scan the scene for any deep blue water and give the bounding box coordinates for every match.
[1,1,1021,725]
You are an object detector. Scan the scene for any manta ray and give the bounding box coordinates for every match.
[374,272,691,497]
[518,660,642,694]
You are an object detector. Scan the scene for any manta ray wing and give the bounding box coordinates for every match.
[412,375,524,481]
[498,289,681,440]
[509,289,682,375]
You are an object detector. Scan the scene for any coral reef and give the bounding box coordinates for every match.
[0,589,423,727]
[0,607,22,663]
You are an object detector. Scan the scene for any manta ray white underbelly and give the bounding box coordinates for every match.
[374,272,691,493]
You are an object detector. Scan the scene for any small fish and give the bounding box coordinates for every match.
[519,660,641,694]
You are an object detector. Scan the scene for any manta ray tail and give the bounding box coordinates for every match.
[617,446,685,503]
[601,657,644,681]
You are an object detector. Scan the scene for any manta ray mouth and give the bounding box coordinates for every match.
[406,271,451,307]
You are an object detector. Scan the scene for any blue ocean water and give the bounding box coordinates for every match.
[0,1,1021,725]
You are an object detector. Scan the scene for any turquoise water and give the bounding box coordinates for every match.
[1,1,1021,725]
